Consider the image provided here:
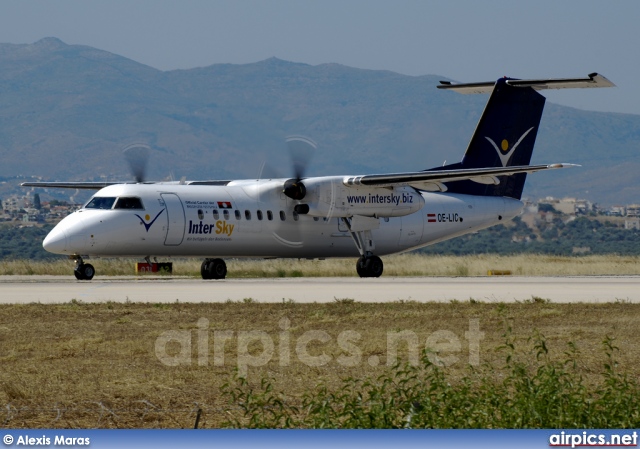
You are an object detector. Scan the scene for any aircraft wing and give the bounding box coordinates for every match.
[21,180,232,189]
[344,163,577,191]
[438,73,615,94]
[22,164,576,191]
[22,181,125,189]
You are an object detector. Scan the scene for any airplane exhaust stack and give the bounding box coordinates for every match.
[294,204,310,215]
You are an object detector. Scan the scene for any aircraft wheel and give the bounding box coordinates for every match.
[364,255,384,278]
[201,259,212,280]
[356,256,367,277]
[74,263,95,281]
[201,258,227,280]
[356,255,383,278]
[209,258,227,279]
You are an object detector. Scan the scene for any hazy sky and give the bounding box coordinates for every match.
[1,0,638,114]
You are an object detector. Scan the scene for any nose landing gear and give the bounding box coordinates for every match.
[73,257,95,281]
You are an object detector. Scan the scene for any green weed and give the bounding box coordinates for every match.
[222,332,640,428]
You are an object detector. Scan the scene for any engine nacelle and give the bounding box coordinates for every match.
[295,177,424,218]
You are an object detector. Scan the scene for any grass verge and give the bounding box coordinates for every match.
[3,254,640,277]
[1,301,639,428]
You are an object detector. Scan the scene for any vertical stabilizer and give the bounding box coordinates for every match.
[436,78,546,199]
[433,73,614,200]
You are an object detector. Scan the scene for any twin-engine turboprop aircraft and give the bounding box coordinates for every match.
[23,73,614,280]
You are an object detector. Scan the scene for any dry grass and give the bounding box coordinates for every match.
[1,301,639,428]
[3,253,640,277]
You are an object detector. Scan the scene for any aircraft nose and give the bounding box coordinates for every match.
[43,227,68,254]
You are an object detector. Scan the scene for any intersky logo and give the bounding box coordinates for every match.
[485,127,534,167]
[135,209,165,232]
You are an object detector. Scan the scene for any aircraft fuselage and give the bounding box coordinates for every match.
[43,181,523,259]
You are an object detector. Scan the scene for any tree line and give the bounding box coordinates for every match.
[420,216,640,256]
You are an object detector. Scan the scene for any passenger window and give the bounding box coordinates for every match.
[280,211,286,221]
[235,210,241,220]
[223,210,230,220]
[257,210,263,221]
[198,209,204,220]
[267,210,273,221]
[313,217,319,221]
[213,210,219,220]
[85,197,116,210]
[245,210,251,220]
[293,211,299,221]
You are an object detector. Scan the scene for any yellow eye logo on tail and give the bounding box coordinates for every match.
[485,127,534,167]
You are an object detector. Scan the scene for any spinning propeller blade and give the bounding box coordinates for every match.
[273,136,318,247]
[123,143,151,183]
[283,136,316,201]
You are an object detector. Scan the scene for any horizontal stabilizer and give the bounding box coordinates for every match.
[438,73,615,94]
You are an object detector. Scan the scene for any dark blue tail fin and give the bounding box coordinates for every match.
[434,77,546,199]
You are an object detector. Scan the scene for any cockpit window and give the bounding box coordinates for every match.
[114,197,144,210]
[85,197,116,210]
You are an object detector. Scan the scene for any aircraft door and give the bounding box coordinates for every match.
[398,212,424,247]
[161,193,186,246]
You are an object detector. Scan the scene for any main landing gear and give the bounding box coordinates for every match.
[341,217,384,278]
[73,257,95,281]
[201,258,227,280]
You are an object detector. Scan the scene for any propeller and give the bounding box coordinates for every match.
[284,136,337,221]
[282,136,316,200]
[122,143,151,183]
[270,136,318,248]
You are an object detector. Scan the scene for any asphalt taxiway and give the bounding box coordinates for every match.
[0,275,638,304]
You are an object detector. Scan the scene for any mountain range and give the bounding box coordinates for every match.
[1,37,639,205]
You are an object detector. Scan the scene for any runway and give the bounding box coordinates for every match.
[0,275,639,304]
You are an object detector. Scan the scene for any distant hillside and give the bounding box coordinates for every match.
[1,37,639,205]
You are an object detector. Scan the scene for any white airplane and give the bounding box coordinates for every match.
[23,73,614,280]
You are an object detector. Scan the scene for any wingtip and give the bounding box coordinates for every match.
[548,163,581,169]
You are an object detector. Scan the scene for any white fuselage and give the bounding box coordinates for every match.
[43,179,523,259]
